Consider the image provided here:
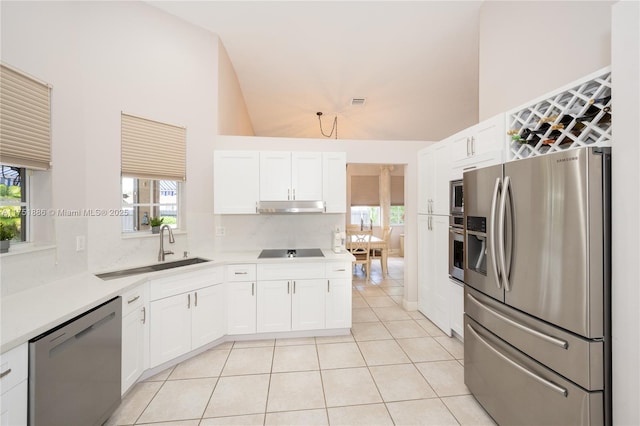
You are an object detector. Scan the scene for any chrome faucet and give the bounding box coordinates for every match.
[158,224,175,261]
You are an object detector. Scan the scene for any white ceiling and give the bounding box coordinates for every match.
[149,1,483,142]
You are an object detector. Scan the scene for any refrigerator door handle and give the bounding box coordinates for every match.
[498,176,511,292]
[489,177,502,289]
[467,293,569,349]
[466,323,568,397]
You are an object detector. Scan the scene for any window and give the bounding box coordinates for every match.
[350,206,381,228]
[0,165,27,242]
[390,205,405,225]
[122,177,180,233]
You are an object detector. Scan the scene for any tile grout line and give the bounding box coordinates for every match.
[196,343,235,424]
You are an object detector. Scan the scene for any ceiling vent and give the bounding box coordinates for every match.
[351,98,366,106]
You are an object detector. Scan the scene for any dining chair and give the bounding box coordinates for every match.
[346,229,372,280]
[371,226,392,276]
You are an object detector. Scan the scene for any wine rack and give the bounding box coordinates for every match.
[506,67,612,161]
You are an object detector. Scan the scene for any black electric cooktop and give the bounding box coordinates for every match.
[258,248,325,259]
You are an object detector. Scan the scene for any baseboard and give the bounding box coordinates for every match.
[403,299,418,311]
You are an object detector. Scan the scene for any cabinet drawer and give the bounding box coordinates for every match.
[325,262,352,279]
[121,283,147,317]
[0,343,28,394]
[149,266,224,301]
[226,264,257,282]
[257,262,325,280]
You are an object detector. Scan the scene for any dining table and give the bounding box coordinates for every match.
[347,234,388,277]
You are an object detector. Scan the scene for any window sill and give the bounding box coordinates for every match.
[121,230,187,240]
[0,243,56,257]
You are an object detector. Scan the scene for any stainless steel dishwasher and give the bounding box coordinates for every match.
[28,297,122,426]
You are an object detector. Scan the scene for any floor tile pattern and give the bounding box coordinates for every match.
[106,258,495,425]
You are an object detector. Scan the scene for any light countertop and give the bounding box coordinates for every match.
[1,249,354,353]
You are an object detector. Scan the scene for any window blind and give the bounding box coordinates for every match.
[121,113,186,181]
[391,175,405,206]
[350,175,379,206]
[0,64,51,170]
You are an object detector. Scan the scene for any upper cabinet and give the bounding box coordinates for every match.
[448,113,505,179]
[260,151,323,201]
[322,152,347,213]
[214,151,260,214]
[214,150,346,214]
[418,142,450,216]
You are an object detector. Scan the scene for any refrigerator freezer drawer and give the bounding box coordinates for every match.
[465,286,603,391]
[465,316,603,426]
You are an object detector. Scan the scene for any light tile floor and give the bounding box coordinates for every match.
[106,258,495,426]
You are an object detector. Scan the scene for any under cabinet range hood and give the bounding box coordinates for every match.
[257,200,325,214]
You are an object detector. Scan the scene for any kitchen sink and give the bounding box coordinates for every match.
[95,257,210,280]
[258,248,324,259]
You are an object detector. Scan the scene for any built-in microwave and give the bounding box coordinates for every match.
[450,179,463,215]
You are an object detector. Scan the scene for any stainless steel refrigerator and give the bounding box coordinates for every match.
[463,146,611,425]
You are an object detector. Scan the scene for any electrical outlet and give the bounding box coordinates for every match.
[76,235,86,252]
[215,226,226,237]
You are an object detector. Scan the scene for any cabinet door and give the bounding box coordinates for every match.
[472,113,505,157]
[192,284,226,349]
[214,151,260,214]
[325,278,352,329]
[291,152,323,201]
[291,279,325,331]
[417,215,432,315]
[121,307,145,394]
[257,280,291,333]
[260,152,291,201]
[149,294,191,367]
[450,132,472,163]
[1,380,27,426]
[323,152,346,213]
[432,215,452,336]
[417,149,432,214]
[226,282,257,335]
[432,143,451,216]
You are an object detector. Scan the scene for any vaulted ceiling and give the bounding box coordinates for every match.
[150,1,483,142]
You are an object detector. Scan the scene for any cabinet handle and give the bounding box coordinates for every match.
[255,201,258,213]
[235,271,248,275]
[335,269,346,272]
[0,368,11,379]
[463,166,477,172]
[187,293,191,309]
[252,283,255,296]
[471,136,476,155]
[195,291,198,307]
[293,188,296,200]
[288,281,290,294]
[293,281,296,294]
[327,280,330,292]
[141,307,146,324]
[127,295,140,304]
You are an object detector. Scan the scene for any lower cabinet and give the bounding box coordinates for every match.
[121,284,149,394]
[449,280,464,339]
[226,264,257,335]
[257,279,326,333]
[0,343,28,426]
[325,278,352,329]
[149,266,225,368]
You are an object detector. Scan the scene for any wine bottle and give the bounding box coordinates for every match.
[576,106,611,123]
[589,95,611,106]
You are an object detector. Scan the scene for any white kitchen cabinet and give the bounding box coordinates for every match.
[417,214,451,336]
[149,266,225,367]
[449,280,464,339]
[291,279,326,331]
[449,113,505,165]
[121,283,149,394]
[226,264,257,335]
[214,151,260,214]
[325,262,352,329]
[260,151,323,201]
[322,152,347,213]
[0,343,27,426]
[256,280,291,333]
[417,142,450,216]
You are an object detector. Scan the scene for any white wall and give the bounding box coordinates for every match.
[218,39,254,136]
[0,1,223,291]
[215,135,430,310]
[611,1,640,424]
[479,1,612,120]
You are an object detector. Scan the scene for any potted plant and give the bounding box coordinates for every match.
[149,217,164,234]
[0,223,16,253]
